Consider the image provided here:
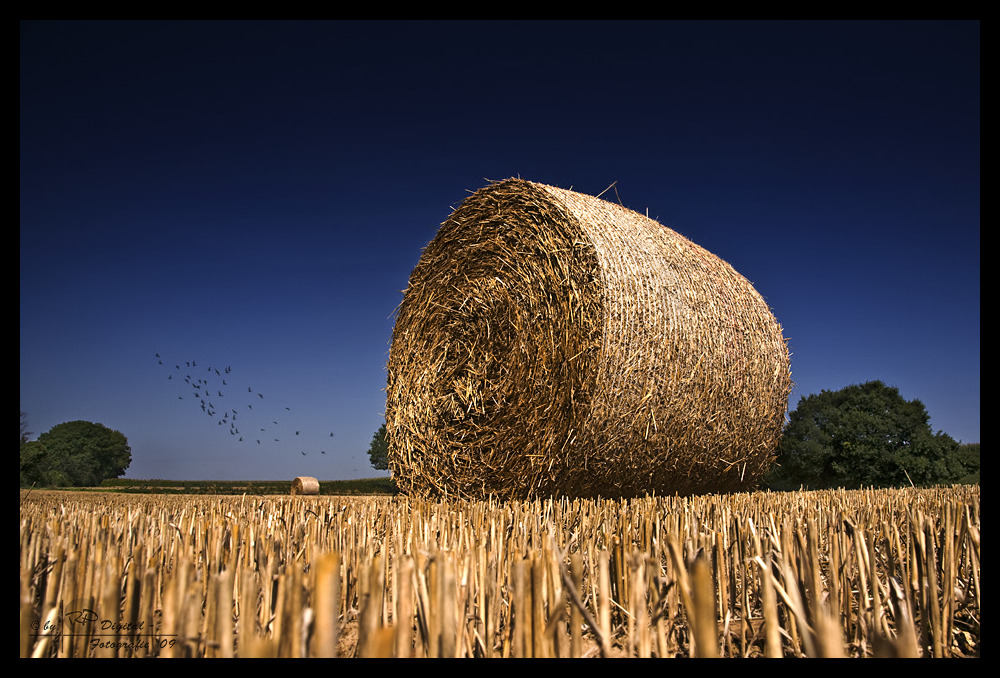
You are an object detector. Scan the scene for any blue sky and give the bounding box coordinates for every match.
[20,20,979,481]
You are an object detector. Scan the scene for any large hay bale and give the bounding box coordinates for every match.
[386,178,791,500]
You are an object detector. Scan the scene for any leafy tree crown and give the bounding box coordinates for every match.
[21,420,131,487]
[367,423,388,471]
[765,380,968,490]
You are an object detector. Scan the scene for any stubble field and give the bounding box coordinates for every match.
[20,484,979,658]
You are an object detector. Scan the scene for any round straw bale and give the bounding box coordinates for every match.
[386,178,791,500]
[291,476,320,496]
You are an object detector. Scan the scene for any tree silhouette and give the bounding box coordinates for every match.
[367,423,389,471]
[20,410,31,446]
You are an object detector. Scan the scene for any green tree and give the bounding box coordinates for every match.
[953,443,980,484]
[20,439,45,487]
[20,411,34,486]
[22,420,131,487]
[367,423,389,471]
[764,381,969,491]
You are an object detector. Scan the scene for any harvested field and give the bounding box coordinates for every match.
[20,485,979,658]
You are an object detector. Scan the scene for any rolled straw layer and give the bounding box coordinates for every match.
[386,179,790,499]
[291,476,320,496]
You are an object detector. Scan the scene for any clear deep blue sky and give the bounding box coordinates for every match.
[20,20,980,481]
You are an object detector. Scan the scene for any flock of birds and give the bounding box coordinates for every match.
[155,352,335,458]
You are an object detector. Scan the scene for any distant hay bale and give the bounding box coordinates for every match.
[291,476,320,496]
[386,178,791,500]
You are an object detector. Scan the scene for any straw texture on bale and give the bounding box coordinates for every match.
[291,476,320,496]
[386,178,791,500]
